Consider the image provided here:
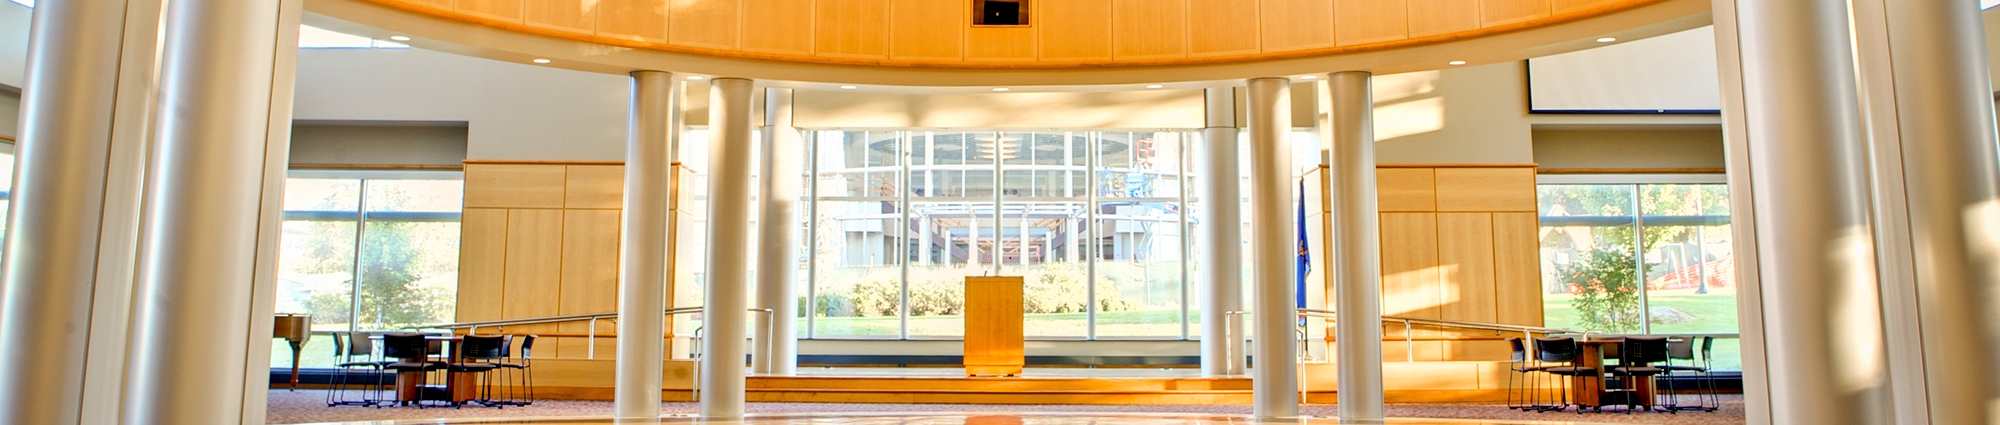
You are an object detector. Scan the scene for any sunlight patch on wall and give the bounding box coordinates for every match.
[1374,97,1445,142]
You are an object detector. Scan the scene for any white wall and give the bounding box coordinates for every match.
[0,2,28,91]
[293,48,630,161]
[1370,63,1537,164]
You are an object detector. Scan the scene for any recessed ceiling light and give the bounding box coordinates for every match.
[532,58,551,64]
[839,85,858,90]
[687,76,706,80]
[1145,84,1164,89]
[1596,37,1617,43]
[389,35,411,41]
[1448,60,1467,66]
[992,88,1010,92]
[1300,75,1319,80]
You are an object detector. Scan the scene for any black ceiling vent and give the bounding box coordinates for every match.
[975,0,1027,26]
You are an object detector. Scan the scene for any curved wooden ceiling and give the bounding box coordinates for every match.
[364,0,1668,67]
[309,0,1710,85]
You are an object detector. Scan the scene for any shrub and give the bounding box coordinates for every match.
[846,279,901,317]
[908,278,966,316]
[1561,248,1642,334]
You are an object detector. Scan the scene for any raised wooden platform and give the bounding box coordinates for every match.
[745,376,1251,405]
[509,360,1537,404]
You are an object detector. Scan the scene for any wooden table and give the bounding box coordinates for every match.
[381,336,481,405]
[1569,339,1657,409]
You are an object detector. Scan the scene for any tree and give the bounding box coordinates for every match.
[302,183,454,329]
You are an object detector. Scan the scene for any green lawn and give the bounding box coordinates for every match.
[1543,292,1744,371]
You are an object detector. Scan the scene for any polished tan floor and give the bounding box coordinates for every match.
[297,412,1629,425]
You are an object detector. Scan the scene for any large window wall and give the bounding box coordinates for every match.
[272,173,464,367]
[1537,181,1741,370]
[806,130,1199,340]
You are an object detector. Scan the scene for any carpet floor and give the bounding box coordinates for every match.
[267,390,1745,425]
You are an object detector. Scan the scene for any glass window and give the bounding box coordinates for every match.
[803,129,1209,340]
[812,131,906,338]
[1537,182,1740,370]
[271,175,462,369]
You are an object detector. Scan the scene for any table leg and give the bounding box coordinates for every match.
[449,371,480,403]
[395,371,424,405]
[1570,344,1604,407]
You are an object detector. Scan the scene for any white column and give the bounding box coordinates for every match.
[122,0,303,422]
[615,70,677,418]
[0,0,162,423]
[1707,4,1773,423]
[1714,0,1890,423]
[1325,71,1384,421]
[753,88,803,376]
[1245,77,1298,418]
[1850,0,2000,422]
[1198,87,1245,377]
[699,77,756,418]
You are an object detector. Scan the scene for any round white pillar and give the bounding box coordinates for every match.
[1326,71,1385,421]
[699,77,756,419]
[122,0,303,421]
[614,70,676,418]
[1850,0,2000,422]
[1197,87,1246,377]
[1245,77,1298,419]
[753,88,803,376]
[1722,0,1890,422]
[0,0,162,423]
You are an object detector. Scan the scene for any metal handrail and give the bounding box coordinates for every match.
[407,306,774,360]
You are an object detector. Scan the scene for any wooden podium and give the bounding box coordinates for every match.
[964,276,1024,377]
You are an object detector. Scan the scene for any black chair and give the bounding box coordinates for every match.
[488,334,536,406]
[1660,336,1719,411]
[1534,337,1599,413]
[1505,337,1553,410]
[326,332,388,407]
[450,334,506,408]
[1610,336,1671,414]
[380,333,446,407]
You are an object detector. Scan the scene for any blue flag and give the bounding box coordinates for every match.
[1296,181,1311,326]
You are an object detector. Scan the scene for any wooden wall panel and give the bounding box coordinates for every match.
[565,165,626,209]
[1377,168,1437,212]
[524,0,595,34]
[1436,213,1496,325]
[1111,0,1187,60]
[1335,0,1408,46]
[1039,0,1113,61]
[741,0,815,54]
[1491,212,1543,326]
[1379,213,1441,320]
[466,164,567,209]
[1187,0,1257,56]
[503,209,565,321]
[1550,0,1618,14]
[595,0,669,43]
[1407,0,1479,38]
[558,210,623,358]
[1480,0,1549,27]
[456,0,523,22]
[816,0,890,59]
[890,0,965,61]
[390,0,454,11]
[458,208,510,322]
[967,27,1036,61]
[1434,168,1535,212]
[1260,0,1335,51]
[669,0,740,49]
